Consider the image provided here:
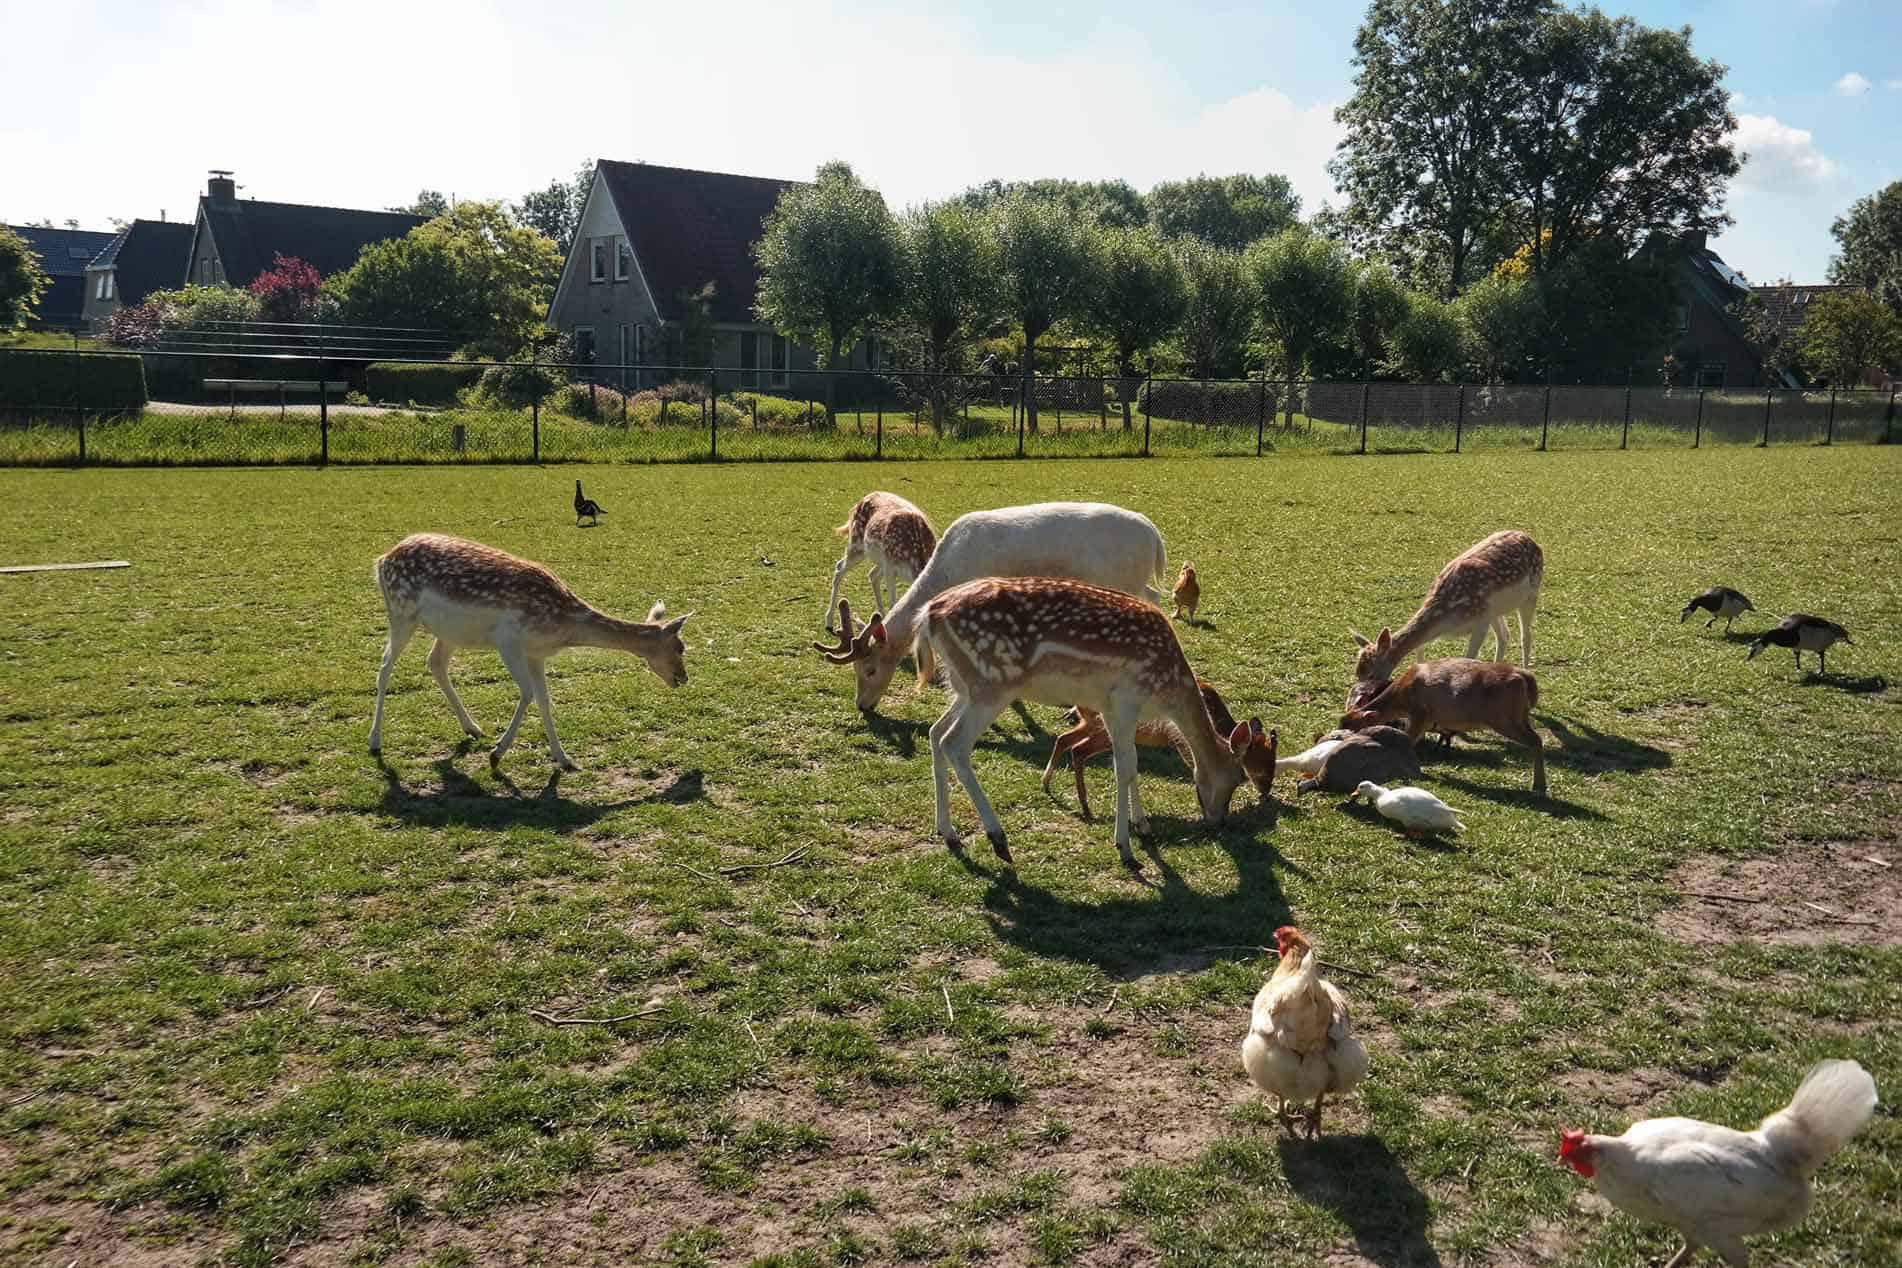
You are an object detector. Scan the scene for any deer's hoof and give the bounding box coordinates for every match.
[987,830,1012,863]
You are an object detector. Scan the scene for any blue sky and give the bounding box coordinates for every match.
[2,0,1895,283]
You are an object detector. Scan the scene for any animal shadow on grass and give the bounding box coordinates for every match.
[862,707,1062,770]
[1426,715,1669,779]
[1426,770,1604,821]
[1337,799,1461,851]
[1277,1136,1443,1268]
[374,747,705,831]
[1799,671,1886,695]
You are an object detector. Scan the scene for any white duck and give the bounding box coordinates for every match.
[1351,780,1465,836]
[1275,736,1345,776]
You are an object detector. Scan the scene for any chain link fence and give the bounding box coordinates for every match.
[1,344,1894,466]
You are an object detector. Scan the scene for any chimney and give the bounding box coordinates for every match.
[207,170,236,204]
[1681,229,1706,253]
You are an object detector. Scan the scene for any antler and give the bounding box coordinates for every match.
[812,600,883,664]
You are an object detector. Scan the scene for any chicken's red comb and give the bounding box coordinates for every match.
[1558,1129,1587,1157]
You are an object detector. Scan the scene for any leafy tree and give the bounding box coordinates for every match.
[1453,272,1543,382]
[514,160,594,259]
[0,225,50,330]
[660,282,718,368]
[1246,229,1353,422]
[1346,261,1410,376]
[1390,290,1463,380]
[1173,240,1256,379]
[754,160,901,400]
[1728,285,1800,387]
[893,201,1004,434]
[326,201,563,358]
[393,190,450,217]
[958,178,1148,228]
[1531,238,1677,381]
[1795,291,1902,386]
[248,254,322,323]
[1079,225,1186,427]
[1828,181,1902,317]
[1332,0,1544,297]
[1145,174,1301,251]
[988,191,1095,432]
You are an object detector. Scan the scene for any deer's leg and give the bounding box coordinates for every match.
[1042,719,1091,793]
[938,699,1010,859]
[525,657,577,770]
[488,642,538,767]
[1105,707,1147,867]
[1519,603,1536,667]
[1502,717,1546,795]
[1491,616,1509,660]
[824,546,860,632]
[427,638,483,738]
[930,699,968,847]
[1464,623,1487,658]
[368,610,419,755]
[866,563,884,607]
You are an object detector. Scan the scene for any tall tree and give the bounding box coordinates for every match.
[1796,291,1902,386]
[1247,229,1353,422]
[1828,181,1902,317]
[1173,241,1256,379]
[1453,272,1543,382]
[958,178,1148,228]
[1346,261,1411,376]
[1390,290,1463,381]
[754,161,901,405]
[894,201,1004,434]
[989,191,1095,432]
[393,190,450,218]
[513,161,594,259]
[1145,174,1301,250]
[1079,225,1187,428]
[1332,0,1544,297]
[0,226,50,331]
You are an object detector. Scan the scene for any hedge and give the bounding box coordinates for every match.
[0,349,148,413]
[366,362,484,406]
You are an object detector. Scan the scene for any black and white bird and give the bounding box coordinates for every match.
[1679,585,1754,633]
[574,480,604,527]
[1747,613,1852,675]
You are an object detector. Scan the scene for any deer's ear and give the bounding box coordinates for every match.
[647,601,667,623]
[868,619,887,645]
[665,612,692,635]
[1376,627,1393,653]
[1248,716,1265,737]
[1349,627,1370,649]
[1228,721,1251,755]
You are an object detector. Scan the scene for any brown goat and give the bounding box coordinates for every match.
[1042,679,1276,819]
[1341,657,1546,794]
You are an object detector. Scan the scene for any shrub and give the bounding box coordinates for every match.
[366,362,483,406]
[728,390,823,428]
[0,348,147,413]
[248,254,322,323]
[552,381,635,420]
[471,361,560,409]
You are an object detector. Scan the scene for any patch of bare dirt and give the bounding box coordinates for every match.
[1551,1064,1691,1116]
[1657,842,1901,948]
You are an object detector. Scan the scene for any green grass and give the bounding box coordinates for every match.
[1,449,1898,1266]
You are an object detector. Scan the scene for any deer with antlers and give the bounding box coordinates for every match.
[368,533,691,770]
[830,577,1262,871]
[824,492,937,631]
[1351,530,1544,686]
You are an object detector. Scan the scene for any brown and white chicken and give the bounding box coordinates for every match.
[1241,926,1368,1137]
[1559,1058,1878,1267]
[1171,562,1200,621]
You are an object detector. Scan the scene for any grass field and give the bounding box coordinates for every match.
[1,448,1898,1268]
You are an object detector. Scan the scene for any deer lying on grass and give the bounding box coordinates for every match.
[813,501,1169,713]
[908,577,1255,871]
[824,492,937,631]
[1041,679,1276,820]
[1351,530,1544,685]
[369,533,690,770]
[1342,658,1546,794]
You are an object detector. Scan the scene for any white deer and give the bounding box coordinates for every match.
[824,491,937,630]
[911,576,1265,871]
[1350,529,1544,685]
[813,501,1169,712]
[368,533,691,769]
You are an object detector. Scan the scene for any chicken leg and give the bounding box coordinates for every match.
[1305,1091,1326,1139]
[1661,1244,1697,1268]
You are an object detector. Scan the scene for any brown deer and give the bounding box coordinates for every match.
[1351,530,1544,685]
[890,577,1255,871]
[1041,678,1276,819]
[824,492,936,632]
[1341,658,1546,794]
[369,534,691,769]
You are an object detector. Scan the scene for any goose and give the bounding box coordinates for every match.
[1747,613,1851,675]
[574,480,604,527]
[1349,780,1464,837]
[1679,585,1754,633]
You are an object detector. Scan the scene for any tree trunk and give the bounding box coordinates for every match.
[826,334,842,430]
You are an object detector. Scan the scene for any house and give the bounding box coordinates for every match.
[1665,231,1797,389]
[7,224,119,330]
[545,160,881,384]
[1745,283,1892,387]
[185,171,425,290]
[80,218,195,329]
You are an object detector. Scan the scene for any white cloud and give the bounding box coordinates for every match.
[1729,114,1837,191]
[1833,71,1871,96]
[1887,78,1902,90]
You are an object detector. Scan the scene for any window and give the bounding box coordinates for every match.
[212,258,223,285]
[1698,361,1726,388]
[864,335,880,372]
[1675,304,1689,333]
[769,333,787,387]
[573,326,596,365]
[747,332,787,387]
[590,239,608,283]
[95,272,114,301]
[615,239,631,282]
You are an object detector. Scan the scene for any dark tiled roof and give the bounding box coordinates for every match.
[7,225,118,278]
[1749,283,1861,342]
[596,161,799,324]
[198,199,426,286]
[92,219,196,305]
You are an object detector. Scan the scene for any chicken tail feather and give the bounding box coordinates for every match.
[1760,1059,1878,1178]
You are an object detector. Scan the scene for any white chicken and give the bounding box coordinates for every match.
[1559,1058,1878,1267]
[1351,780,1465,836]
[1241,926,1369,1137]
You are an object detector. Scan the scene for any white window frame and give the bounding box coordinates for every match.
[590,239,608,284]
[572,325,596,366]
[96,272,114,300]
[614,238,630,282]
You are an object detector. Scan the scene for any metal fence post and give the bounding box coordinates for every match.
[1539,384,1551,451]
[709,369,718,460]
[318,342,329,464]
[1825,387,1836,445]
[1887,386,1897,444]
[1358,380,1370,455]
[876,396,883,458]
[1693,388,1705,448]
[1016,377,1026,458]
[71,338,86,465]
[1255,375,1267,455]
[1761,388,1772,447]
[531,361,540,462]
[1454,384,1465,453]
[1621,382,1632,450]
[1141,375,1151,457]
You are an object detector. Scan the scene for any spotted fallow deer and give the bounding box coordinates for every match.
[824,492,937,632]
[899,577,1254,871]
[369,533,691,770]
[1350,530,1544,685]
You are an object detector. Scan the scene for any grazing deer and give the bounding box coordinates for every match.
[1342,658,1545,794]
[824,492,937,632]
[813,501,1169,713]
[1041,680,1276,819]
[369,533,691,769]
[1351,530,1544,685]
[903,577,1254,871]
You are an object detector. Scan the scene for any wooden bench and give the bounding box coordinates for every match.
[203,378,352,417]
